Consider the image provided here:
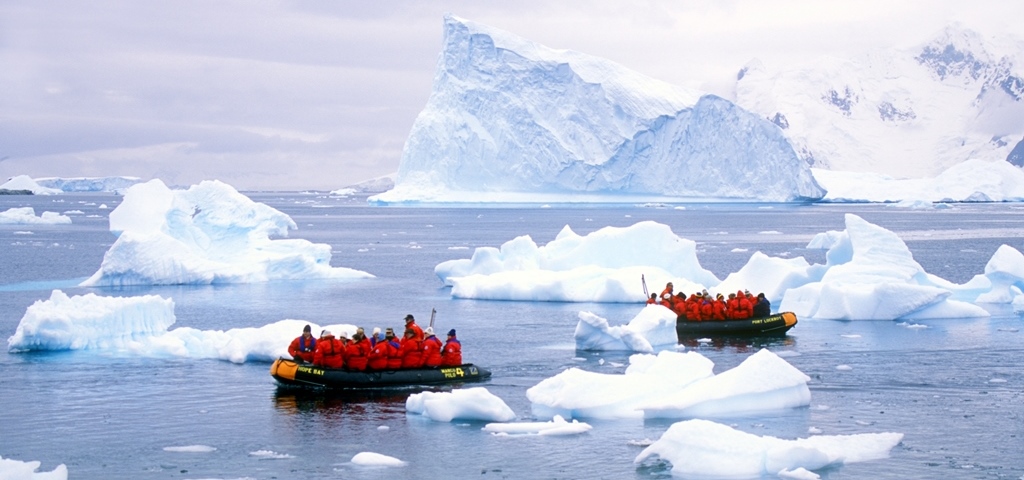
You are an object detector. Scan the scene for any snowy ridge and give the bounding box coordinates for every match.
[371,15,823,203]
[736,23,1024,179]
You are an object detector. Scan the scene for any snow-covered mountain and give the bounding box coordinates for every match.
[371,15,824,204]
[735,24,1024,178]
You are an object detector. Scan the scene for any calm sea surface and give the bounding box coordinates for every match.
[0,193,1022,479]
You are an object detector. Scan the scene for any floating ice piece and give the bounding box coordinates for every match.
[351,452,406,467]
[639,349,811,419]
[0,454,68,480]
[528,350,714,419]
[0,207,71,225]
[634,419,903,477]
[406,387,516,422]
[163,445,216,453]
[573,306,677,353]
[482,415,592,436]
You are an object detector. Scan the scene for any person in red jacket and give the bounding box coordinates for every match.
[403,314,424,342]
[384,328,403,369]
[660,282,674,299]
[686,293,702,322]
[440,329,462,367]
[735,290,754,319]
[345,332,369,371]
[646,293,658,305]
[726,292,740,319]
[367,330,391,370]
[287,324,317,363]
[699,295,714,321]
[711,293,727,321]
[399,328,423,368]
[312,331,344,369]
[671,292,687,317]
[420,327,443,368]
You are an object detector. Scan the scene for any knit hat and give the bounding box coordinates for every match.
[404,314,414,322]
[425,327,434,336]
[447,329,456,336]
[322,330,332,337]
[373,327,381,336]
[303,325,311,333]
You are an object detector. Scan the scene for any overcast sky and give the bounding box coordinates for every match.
[1,0,1018,191]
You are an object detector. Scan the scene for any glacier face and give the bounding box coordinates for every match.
[371,15,824,203]
[735,24,1024,179]
[35,176,142,193]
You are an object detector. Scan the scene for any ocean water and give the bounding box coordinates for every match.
[1,193,1022,480]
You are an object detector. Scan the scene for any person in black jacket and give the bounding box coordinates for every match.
[752,293,771,318]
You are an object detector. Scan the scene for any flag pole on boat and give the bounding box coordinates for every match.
[642,274,649,298]
[429,308,437,328]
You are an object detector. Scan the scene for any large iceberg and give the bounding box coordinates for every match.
[35,176,142,193]
[370,15,824,204]
[80,179,373,286]
[435,221,719,302]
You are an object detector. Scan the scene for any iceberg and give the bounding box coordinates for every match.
[527,349,809,420]
[435,213,1024,319]
[634,419,903,477]
[80,179,374,286]
[0,207,72,225]
[638,349,811,419]
[405,387,516,422]
[35,176,142,193]
[778,214,991,320]
[371,15,824,204]
[436,221,719,303]
[0,454,67,480]
[573,307,678,353]
[527,350,715,420]
[0,175,62,195]
[6,289,356,363]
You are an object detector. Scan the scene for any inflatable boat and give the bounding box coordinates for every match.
[270,358,491,389]
[676,312,798,338]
